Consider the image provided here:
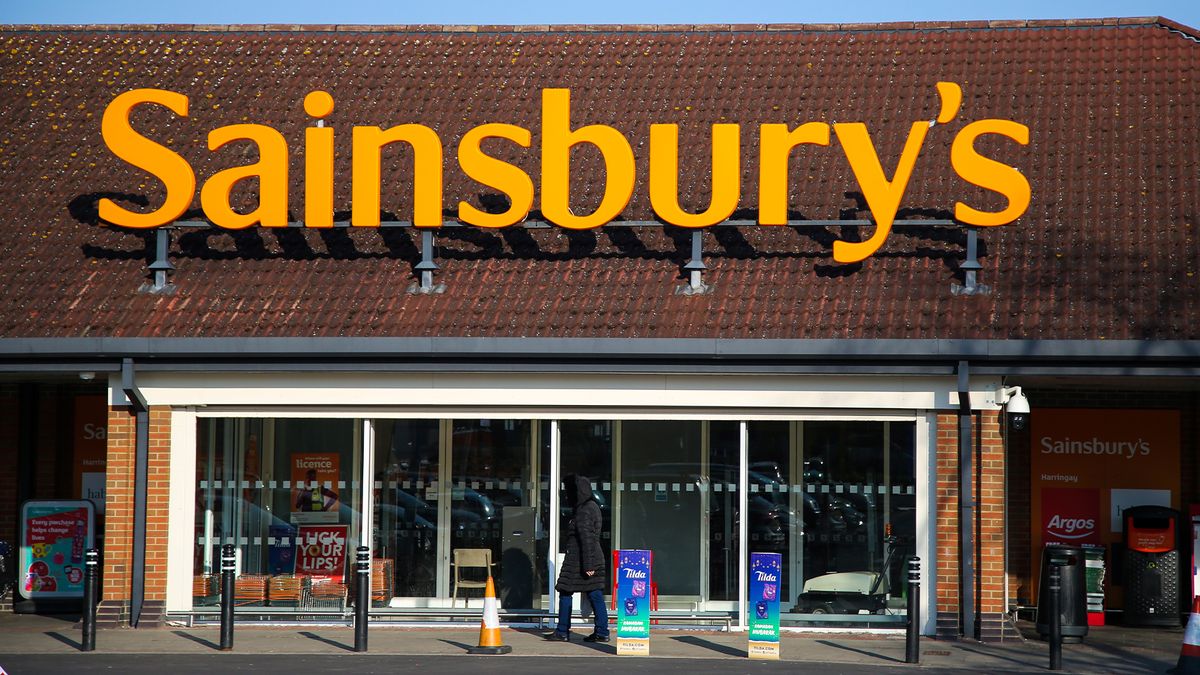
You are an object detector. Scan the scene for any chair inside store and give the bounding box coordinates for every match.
[451,548,495,605]
[609,550,658,612]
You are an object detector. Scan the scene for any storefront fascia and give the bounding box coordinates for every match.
[106,365,1000,634]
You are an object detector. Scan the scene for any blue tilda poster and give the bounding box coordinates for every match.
[616,549,651,656]
[748,552,782,659]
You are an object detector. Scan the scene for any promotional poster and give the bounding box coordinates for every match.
[616,549,652,656]
[1029,408,1180,608]
[295,524,348,584]
[19,500,96,600]
[290,452,341,524]
[748,552,782,660]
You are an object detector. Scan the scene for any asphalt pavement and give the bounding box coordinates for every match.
[0,612,1183,674]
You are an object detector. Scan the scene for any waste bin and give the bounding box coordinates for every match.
[1123,505,1182,627]
[1036,543,1088,641]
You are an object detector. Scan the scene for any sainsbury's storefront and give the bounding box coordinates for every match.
[1,17,1198,640]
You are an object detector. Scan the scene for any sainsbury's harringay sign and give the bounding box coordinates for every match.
[98,82,1030,264]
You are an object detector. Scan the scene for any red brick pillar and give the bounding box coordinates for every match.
[99,405,173,627]
[935,413,961,637]
[977,409,1009,640]
[935,410,1010,641]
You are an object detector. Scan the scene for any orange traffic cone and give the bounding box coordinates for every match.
[1171,596,1200,674]
[467,576,512,655]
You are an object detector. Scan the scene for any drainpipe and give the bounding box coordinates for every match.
[121,358,149,627]
[957,361,977,640]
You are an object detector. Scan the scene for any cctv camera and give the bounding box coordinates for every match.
[1003,386,1030,431]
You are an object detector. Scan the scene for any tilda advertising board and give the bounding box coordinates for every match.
[1030,409,1180,607]
[615,549,652,656]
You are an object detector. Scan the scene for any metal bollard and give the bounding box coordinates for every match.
[354,546,370,652]
[82,548,99,652]
[905,557,920,664]
[219,544,235,651]
[1048,561,1063,671]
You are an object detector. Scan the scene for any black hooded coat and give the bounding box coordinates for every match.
[555,474,607,594]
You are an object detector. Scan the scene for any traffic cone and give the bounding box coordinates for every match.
[1171,596,1200,674]
[467,575,512,655]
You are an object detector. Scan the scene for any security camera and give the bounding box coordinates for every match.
[1002,386,1030,431]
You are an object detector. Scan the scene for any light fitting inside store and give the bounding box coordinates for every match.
[99,84,1031,263]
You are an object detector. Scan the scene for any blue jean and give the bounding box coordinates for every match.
[555,589,609,637]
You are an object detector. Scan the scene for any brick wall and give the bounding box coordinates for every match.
[935,413,960,637]
[99,404,172,627]
[935,409,1009,641]
[1005,388,1200,612]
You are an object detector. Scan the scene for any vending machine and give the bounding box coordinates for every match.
[1123,505,1182,627]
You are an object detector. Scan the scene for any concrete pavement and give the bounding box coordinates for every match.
[0,613,1182,673]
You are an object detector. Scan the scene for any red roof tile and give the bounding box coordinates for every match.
[0,20,1197,340]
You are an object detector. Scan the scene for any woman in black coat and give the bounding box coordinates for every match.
[545,474,609,642]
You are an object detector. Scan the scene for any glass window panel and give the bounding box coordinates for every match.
[619,420,703,599]
[194,418,359,609]
[745,421,793,601]
[707,421,741,602]
[555,420,614,592]
[794,421,916,619]
[373,419,440,601]
[450,420,539,610]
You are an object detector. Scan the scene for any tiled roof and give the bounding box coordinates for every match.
[0,19,1197,340]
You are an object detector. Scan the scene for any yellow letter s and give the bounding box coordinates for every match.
[951,120,1031,226]
[99,89,196,228]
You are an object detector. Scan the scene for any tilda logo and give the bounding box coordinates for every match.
[1041,487,1101,545]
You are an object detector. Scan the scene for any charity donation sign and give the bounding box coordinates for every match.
[616,549,652,656]
[19,500,96,601]
[98,83,1030,264]
[748,552,783,660]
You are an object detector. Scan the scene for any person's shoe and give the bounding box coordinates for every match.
[583,633,610,643]
[543,632,570,642]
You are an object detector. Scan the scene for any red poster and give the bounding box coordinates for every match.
[295,524,348,583]
[1041,488,1102,546]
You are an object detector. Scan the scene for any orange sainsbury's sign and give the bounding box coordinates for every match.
[99,82,1030,264]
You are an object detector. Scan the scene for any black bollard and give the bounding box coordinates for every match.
[354,546,370,652]
[1048,561,1063,671]
[905,557,920,664]
[82,548,99,652]
[219,544,235,651]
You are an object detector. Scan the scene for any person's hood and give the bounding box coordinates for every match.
[565,474,595,508]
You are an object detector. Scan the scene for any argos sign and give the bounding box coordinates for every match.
[1041,487,1101,545]
[98,83,1031,264]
